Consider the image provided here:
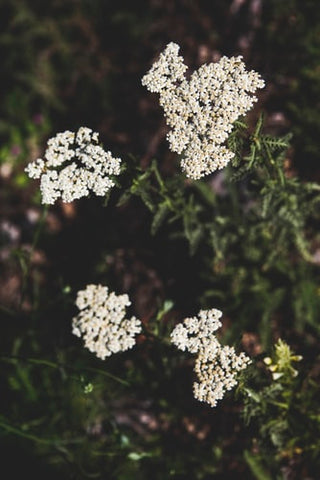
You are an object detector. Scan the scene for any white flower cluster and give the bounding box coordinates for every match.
[170,308,251,407]
[72,284,142,360]
[142,42,265,179]
[170,308,223,354]
[25,127,121,204]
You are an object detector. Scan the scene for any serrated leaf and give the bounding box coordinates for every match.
[261,134,292,153]
[229,166,251,183]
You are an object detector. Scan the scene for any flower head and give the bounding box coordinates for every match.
[72,284,142,360]
[142,43,265,179]
[171,308,251,407]
[170,308,223,354]
[25,127,121,204]
[263,339,303,381]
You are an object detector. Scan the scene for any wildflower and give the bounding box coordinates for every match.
[194,343,251,407]
[263,339,303,381]
[72,284,142,360]
[142,42,265,179]
[25,127,121,204]
[170,308,223,353]
[171,308,251,407]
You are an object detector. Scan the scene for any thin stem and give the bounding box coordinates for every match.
[19,205,49,309]
[151,161,166,191]
[0,419,83,446]
[265,144,286,187]
[275,161,286,187]
[31,204,49,252]
[0,355,130,386]
[0,304,15,317]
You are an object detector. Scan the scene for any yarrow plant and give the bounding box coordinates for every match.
[72,284,142,360]
[170,308,223,354]
[4,27,320,478]
[171,309,251,407]
[142,42,265,179]
[25,127,121,204]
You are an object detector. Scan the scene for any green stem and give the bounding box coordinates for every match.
[31,204,49,252]
[0,355,130,386]
[275,162,286,187]
[141,321,172,348]
[19,205,49,309]
[265,144,285,186]
[247,144,257,169]
[0,419,83,446]
[0,304,15,317]
[151,161,166,191]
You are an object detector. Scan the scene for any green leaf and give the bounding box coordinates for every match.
[253,113,264,138]
[151,202,170,235]
[260,134,292,154]
[244,388,262,403]
[156,299,174,321]
[189,226,203,255]
[116,190,131,207]
[244,451,273,480]
[128,452,152,461]
[102,188,112,207]
[139,189,156,212]
[193,181,216,207]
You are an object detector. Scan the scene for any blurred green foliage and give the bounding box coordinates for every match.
[257,0,320,176]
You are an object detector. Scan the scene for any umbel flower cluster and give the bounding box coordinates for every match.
[142,42,265,179]
[72,284,142,360]
[25,127,121,204]
[171,309,251,407]
[23,42,261,408]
